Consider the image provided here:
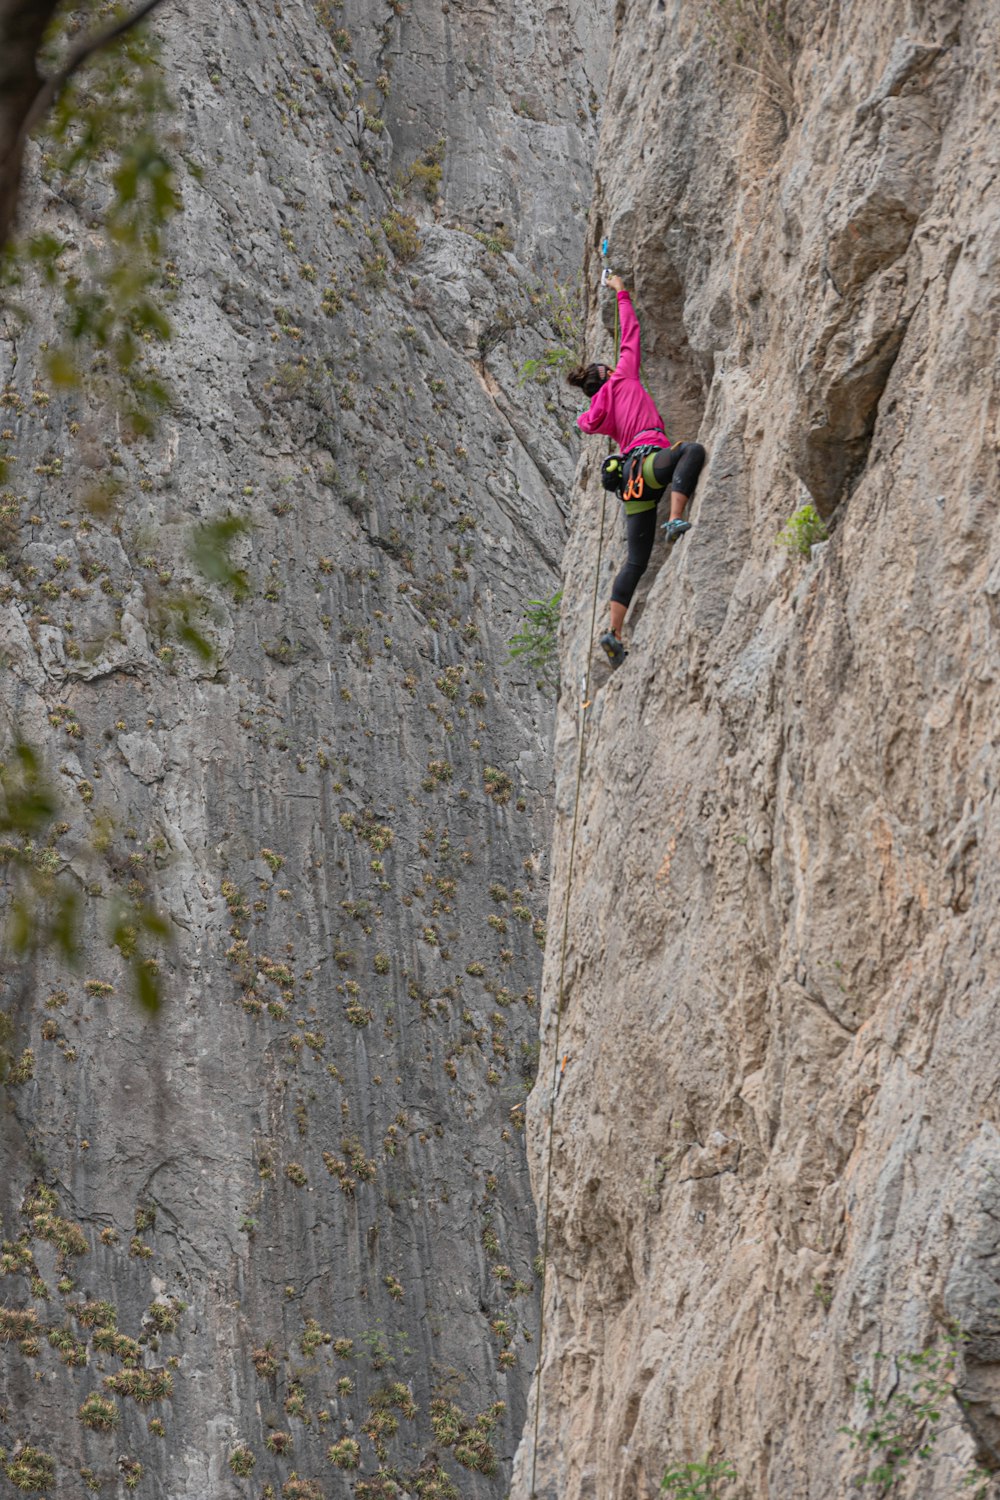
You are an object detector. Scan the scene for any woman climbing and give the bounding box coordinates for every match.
[567,274,705,668]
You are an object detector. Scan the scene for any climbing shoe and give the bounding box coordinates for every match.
[662,518,692,543]
[599,631,627,669]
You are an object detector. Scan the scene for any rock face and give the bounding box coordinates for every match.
[518,1,1000,1497]
[0,1,606,1496]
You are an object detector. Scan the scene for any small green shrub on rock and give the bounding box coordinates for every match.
[4,1445,55,1492]
[841,1341,992,1495]
[660,1456,736,1497]
[776,503,828,555]
[229,1445,256,1476]
[327,1437,361,1470]
[103,1365,173,1404]
[382,211,420,262]
[79,1392,120,1430]
[282,1476,323,1500]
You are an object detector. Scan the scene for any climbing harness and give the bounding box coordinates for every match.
[604,442,673,506]
[621,443,663,504]
[528,249,620,1500]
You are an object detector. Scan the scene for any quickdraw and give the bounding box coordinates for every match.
[622,462,645,503]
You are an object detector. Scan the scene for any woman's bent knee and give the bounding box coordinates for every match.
[671,442,706,496]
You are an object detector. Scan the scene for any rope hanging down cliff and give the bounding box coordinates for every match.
[528,262,618,1500]
[530,249,708,1492]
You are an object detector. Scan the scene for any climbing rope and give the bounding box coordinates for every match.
[528,270,620,1500]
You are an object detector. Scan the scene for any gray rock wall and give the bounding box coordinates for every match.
[518,0,1000,1496]
[0,1,608,1495]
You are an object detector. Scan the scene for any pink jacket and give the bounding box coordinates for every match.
[577,291,670,452]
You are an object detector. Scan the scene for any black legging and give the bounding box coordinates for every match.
[610,442,706,608]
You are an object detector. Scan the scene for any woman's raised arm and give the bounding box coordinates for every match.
[612,284,640,380]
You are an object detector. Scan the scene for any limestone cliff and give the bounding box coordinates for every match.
[519,1,1000,1496]
[0,1,607,1496]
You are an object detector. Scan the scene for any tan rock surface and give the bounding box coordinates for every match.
[517,1,1000,1496]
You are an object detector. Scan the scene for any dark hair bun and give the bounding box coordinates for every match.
[567,363,607,398]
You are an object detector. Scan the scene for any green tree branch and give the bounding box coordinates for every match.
[0,0,171,248]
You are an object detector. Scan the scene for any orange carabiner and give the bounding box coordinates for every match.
[622,471,644,503]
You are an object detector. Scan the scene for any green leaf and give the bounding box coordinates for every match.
[83,477,125,518]
[508,590,562,686]
[8,897,34,956]
[44,347,80,388]
[113,156,140,206]
[137,907,171,940]
[189,515,253,601]
[133,961,162,1015]
[50,887,82,963]
[0,744,58,834]
[174,619,215,662]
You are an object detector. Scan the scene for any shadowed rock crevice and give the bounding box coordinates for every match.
[790,266,916,517]
[789,42,951,515]
[636,254,709,446]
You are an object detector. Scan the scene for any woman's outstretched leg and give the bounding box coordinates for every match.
[600,507,658,665]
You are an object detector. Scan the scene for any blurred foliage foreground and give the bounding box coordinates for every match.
[0,3,252,1019]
